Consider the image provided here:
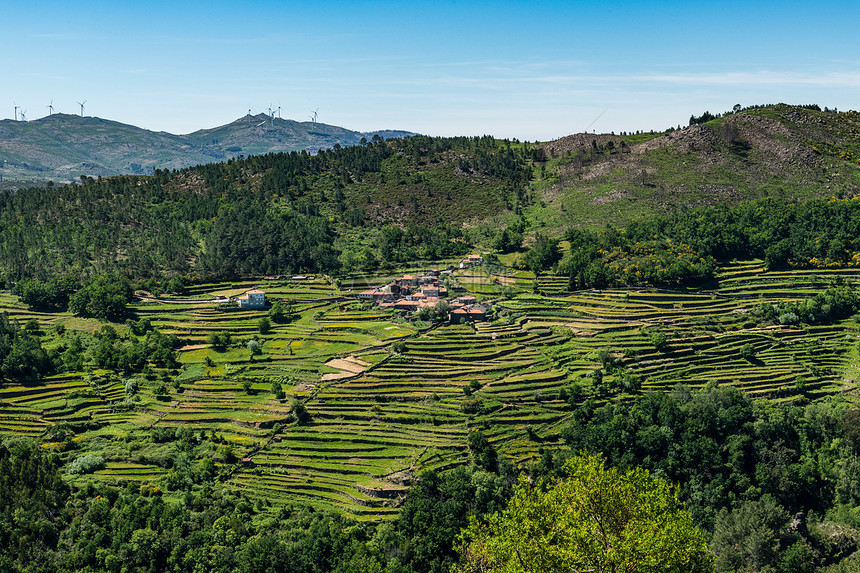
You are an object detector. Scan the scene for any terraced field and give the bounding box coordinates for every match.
[499,261,860,401]
[2,262,860,518]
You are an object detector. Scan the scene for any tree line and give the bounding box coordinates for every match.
[518,196,860,290]
[0,311,179,382]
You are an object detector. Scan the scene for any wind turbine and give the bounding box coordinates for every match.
[277,105,281,119]
[313,108,319,124]
[13,103,18,121]
[77,100,86,117]
[46,100,54,115]
[247,107,252,123]
[19,109,27,122]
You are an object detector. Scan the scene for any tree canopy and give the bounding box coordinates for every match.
[455,451,713,573]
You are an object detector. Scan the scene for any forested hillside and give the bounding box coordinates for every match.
[0,135,536,284]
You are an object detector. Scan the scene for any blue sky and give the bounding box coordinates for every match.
[3,0,858,140]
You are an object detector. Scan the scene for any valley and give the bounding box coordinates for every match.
[4,103,860,571]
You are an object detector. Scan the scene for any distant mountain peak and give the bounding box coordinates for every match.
[0,114,416,182]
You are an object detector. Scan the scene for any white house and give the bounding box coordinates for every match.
[236,289,266,309]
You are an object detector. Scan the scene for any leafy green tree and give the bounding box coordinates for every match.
[67,453,106,475]
[0,313,53,379]
[206,330,232,351]
[269,300,290,323]
[455,452,712,573]
[524,233,562,273]
[258,316,271,334]
[650,330,668,352]
[739,342,756,361]
[493,228,522,253]
[468,430,498,473]
[290,399,311,425]
[68,274,133,320]
[271,380,285,400]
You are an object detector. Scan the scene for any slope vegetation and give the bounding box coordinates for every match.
[532,104,860,229]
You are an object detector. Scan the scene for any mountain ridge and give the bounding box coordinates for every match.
[0,112,416,183]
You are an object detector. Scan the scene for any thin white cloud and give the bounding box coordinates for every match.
[636,71,860,87]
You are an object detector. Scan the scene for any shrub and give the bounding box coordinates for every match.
[153,383,170,400]
[779,312,800,325]
[68,454,105,475]
[124,378,138,396]
[650,331,668,352]
[290,400,311,425]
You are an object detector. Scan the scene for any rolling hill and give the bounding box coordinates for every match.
[0,112,416,183]
[531,103,860,230]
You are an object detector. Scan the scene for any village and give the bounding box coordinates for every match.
[209,255,491,322]
[356,254,489,322]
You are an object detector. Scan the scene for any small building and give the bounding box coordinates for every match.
[358,289,378,301]
[236,289,266,309]
[450,308,469,324]
[394,300,421,312]
[468,308,487,321]
[395,275,419,288]
[422,285,440,297]
[358,287,396,301]
[459,254,484,269]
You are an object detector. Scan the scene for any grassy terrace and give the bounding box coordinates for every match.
[2,262,860,518]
